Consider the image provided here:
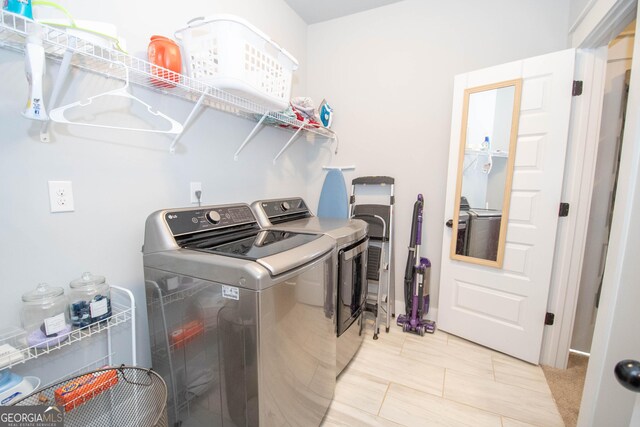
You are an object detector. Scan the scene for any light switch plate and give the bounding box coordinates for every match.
[48,181,74,213]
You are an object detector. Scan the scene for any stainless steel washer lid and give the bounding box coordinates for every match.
[144,234,336,291]
[142,204,336,286]
[271,216,367,247]
[468,208,503,218]
[183,229,333,275]
[250,198,368,247]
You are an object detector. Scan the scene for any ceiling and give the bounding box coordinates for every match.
[284,0,405,24]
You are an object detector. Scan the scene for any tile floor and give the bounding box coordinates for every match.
[321,325,564,427]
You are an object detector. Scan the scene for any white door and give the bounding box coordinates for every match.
[631,395,640,426]
[438,49,576,363]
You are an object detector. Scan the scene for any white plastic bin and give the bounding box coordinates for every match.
[175,15,298,111]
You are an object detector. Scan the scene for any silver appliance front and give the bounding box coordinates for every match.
[143,204,336,427]
[250,198,368,375]
[467,209,502,260]
[336,237,367,373]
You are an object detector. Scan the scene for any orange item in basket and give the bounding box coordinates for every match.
[54,369,119,412]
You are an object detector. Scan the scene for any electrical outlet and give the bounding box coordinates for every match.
[48,181,74,213]
[190,182,202,204]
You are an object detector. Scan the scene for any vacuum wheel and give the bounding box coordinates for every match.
[417,326,425,337]
[402,323,410,333]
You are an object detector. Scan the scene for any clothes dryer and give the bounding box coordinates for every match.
[251,197,368,374]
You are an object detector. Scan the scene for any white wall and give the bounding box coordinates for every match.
[305,0,571,315]
[0,0,324,384]
[570,0,594,27]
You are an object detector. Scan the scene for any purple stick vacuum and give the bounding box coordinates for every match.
[397,194,436,336]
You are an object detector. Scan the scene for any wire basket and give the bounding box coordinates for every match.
[175,14,298,111]
[13,366,168,427]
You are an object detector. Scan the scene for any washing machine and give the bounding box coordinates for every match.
[467,209,502,260]
[251,197,368,375]
[143,203,336,427]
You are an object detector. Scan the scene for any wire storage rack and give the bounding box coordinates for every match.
[0,286,135,372]
[13,366,168,427]
[0,10,337,157]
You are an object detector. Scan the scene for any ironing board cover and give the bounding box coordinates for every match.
[317,169,349,219]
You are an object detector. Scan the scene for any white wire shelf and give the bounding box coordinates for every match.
[40,353,114,389]
[0,300,132,371]
[465,148,509,158]
[154,282,212,308]
[0,10,337,156]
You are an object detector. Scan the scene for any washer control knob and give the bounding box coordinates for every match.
[281,201,291,211]
[207,210,221,224]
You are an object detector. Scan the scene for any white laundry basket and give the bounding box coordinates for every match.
[175,15,298,111]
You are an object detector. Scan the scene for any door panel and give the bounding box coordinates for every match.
[439,49,576,363]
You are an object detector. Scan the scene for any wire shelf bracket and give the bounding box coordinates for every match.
[234,112,268,160]
[169,88,208,154]
[273,120,307,164]
[40,48,72,142]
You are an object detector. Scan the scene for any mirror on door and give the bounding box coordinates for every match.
[449,79,522,267]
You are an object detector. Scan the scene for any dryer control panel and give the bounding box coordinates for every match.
[164,204,256,236]
[259,198,311,223]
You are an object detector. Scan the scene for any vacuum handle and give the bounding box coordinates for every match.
[415,194,424,245]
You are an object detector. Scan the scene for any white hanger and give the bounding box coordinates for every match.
[49,65,183,134]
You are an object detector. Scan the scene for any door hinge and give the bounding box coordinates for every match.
[572,80,583,96]
[545,312,555,325]
[559,202,570,217]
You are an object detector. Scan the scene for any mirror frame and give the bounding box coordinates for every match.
[449,78,523,268]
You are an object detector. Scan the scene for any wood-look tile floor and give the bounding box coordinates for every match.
[321,325,564,427]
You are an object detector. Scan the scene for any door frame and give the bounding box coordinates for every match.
[540,0,638,368]
[538,47,608,369]
[578,13,640,426]
[537,0,640,425]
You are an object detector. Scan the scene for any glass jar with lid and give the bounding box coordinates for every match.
[68,272,112,327]
[21,283,71,348]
